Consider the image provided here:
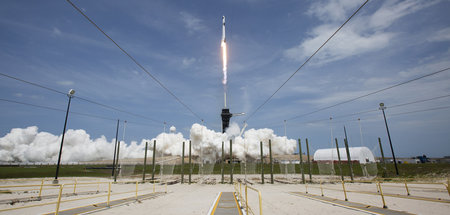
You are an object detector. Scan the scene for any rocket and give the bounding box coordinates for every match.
[222,16,226,43]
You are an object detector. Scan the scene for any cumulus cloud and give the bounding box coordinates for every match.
[0,123,296,163]
[179,12,206,34]
[427,27,450,42]
[284,0,438,64]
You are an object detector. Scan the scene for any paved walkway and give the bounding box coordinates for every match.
[291,192,413,215]
[209,192,242,215]
[43,192,165,215]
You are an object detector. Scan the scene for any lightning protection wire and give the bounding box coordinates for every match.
[0,98,115,121]
[270,93,450,128]
[244,0,370,123]
[66,0,203,121]
[287,67,450,121]
[330,105,450,125]
[0,98,157,127]
[0,72,163,124]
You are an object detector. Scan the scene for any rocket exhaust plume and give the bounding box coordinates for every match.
[221,16,228,108]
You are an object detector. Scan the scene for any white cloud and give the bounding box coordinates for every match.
[52,27,62,36]
[427,27,450,42]
[57,80,75,86]
[307,0,362,22]
[182,57,196,67]
[284,0,439,64]
[180,12,206,34]
[14,93,23,97]
[369,0,439,30]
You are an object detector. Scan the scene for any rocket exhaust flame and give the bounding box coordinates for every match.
[221,41,227,85]
[221,16,228,108]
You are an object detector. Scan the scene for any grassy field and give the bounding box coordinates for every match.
[1,163,449,179]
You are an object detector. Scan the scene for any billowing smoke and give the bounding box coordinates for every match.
[0,123,296,163]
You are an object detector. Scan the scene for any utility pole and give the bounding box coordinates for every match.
[379,103,399,175]
[112,120,120,176]
[54,89,75,182]
[306,138,312,182]
[335,138,344,181]
[298,139,305,184]
[181,141,185,184]
[260,141,264,184]
[142,142,148,182]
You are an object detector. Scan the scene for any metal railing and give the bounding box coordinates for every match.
[301,178,449,209]
[0,179,167,214]
[234,181,262,215]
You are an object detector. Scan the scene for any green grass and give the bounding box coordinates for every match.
[1,163,449,179]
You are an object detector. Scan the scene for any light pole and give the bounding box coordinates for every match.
[54,89,75,183]
[379,103,399,175]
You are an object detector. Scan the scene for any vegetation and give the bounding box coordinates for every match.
[1,163,449,179]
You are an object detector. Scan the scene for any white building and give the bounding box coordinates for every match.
[313,147,375,164]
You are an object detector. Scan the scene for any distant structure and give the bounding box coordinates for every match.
[313,147,376,164]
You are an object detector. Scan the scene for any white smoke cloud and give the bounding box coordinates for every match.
[0,124,297,163]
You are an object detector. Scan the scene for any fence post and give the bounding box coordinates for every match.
[258,190,263,215]
[404,180,410,196]
[245,185,248,214]
[38,179,44,198]
[153,181,156,193]
[55,184,64,215]
[445,179,450,196]
[136,181,138,200]
[378,182,388,208]
[341,181,348,201]
[320,181,324,196]
[240,183,242,199]
[107,182,111,207]
[305,182,308,194]
[165,181,167,193]
[73,179,77,194]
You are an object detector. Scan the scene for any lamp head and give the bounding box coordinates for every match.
[68,89,75,97]
[379,103,384,107]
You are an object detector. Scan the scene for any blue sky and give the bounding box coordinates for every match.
[1,0,449,157]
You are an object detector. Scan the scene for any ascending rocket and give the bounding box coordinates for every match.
[222,16,226,43]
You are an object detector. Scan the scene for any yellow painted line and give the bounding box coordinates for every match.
[382,193,450,203]
[44,193,163,215]
[210,192,222,215]
[233,192,243,215]
[321,187,450,204]
[290,192,385,215]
